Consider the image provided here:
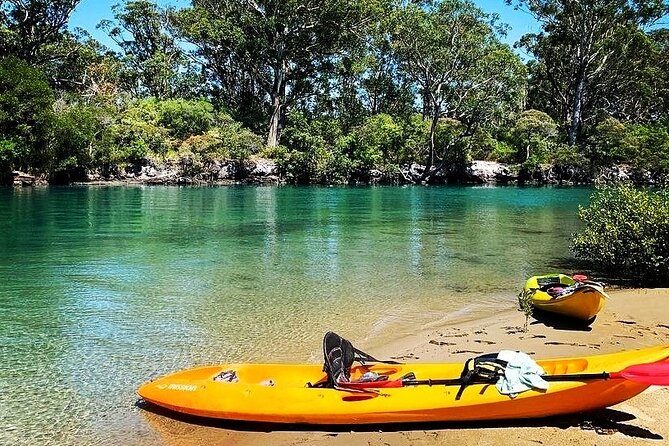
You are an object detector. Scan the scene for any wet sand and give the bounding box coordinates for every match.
[139,288,669,446]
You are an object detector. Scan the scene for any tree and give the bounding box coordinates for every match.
[0,57,55,173]
[511,109,558,162]
[389,0,526,181]
[99,0,192,99]
[0,1,116,96]
[510,0,669,145]
[0,0,81,64]
[650,29,669,118]
[173,0,380,147]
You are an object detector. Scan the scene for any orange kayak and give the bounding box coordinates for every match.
[138,344,669,424]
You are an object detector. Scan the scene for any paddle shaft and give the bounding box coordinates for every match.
[399,372,611,387]
[342,361,669,390]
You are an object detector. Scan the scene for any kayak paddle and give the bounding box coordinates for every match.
[340,361,669,390]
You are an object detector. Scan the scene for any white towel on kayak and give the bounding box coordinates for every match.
[495,350,549,398]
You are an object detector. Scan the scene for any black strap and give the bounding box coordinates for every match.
[455,358,475,400]
[455,354,507,400]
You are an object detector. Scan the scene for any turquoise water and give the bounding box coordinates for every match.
[0,185,592,445]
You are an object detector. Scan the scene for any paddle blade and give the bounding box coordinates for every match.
[611,362,669,385]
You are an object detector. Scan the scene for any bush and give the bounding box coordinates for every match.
[277,111,351,183]
[469,129,500,161]
[510,109,558,163]
[345,114,402,169]
[488,140,516,163]
[180,116,263,161]
[0,138,17,170]
[397,113,429,164]
[434,118,468,165]
[572,185,669,283]
[156,99,217,139]
[51,104,104,172]
[0,57,55,171]
[584,118,669,174]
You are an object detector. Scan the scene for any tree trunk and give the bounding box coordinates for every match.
[420,112,439,183]
[568,66,587,146]
[267,60,287,148]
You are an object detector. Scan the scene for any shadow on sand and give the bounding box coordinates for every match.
[137,401,663,440]
[530,309,595,332]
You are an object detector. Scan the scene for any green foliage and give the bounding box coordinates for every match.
[388,0,526,176]
[584,118,669,173]
[100,0,192,99]
[512,0,669,145]
[180,116,264,162]
[572,185,669,282]
[468,129,498,161]
[50,103,102,172]
[517,288,535,332]
[510,110,558,163]
[277,111,429,183]
[155,99,216,140]
[488,141,517,164]
[0,139,17,170]
[345,114,402,169]
[434,118,469,165]
[0,57,55,171]
[103,98,262,166]
[110,101,170,158]
[583,117,627,169]
[173,0,380,146]
[0,1,80,65]
[551,143,587,170]
[617,124,669,173]
[1,0,669,185]
[276,111,350,183]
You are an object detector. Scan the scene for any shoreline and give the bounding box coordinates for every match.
[140,287,669,446]
[8,158,653,188]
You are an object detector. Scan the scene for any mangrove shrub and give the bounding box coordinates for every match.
[572,185,669,283]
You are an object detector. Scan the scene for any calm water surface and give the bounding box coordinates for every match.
[0,185,592,445]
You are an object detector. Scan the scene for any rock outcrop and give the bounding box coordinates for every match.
[10,157,665,187]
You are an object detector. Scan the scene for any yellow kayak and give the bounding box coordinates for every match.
[138,344,669,424]
[523,274,608,321]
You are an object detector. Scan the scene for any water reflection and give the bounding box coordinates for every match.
[0,185,592,445]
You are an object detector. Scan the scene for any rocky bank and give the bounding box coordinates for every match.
[7,158,662,187]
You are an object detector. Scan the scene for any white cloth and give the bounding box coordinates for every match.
[495,350,549,398]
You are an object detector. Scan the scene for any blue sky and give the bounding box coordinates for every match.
[69,0,540,52]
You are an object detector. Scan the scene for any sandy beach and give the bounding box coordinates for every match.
[139,288,669,446]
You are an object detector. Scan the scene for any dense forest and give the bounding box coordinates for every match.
[1,0,668,185]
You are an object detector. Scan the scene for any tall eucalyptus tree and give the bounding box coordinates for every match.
[99,0,188,99]
[0,0,80,63]
[389,0,526,180]
[509,0,669,145]
[174,0,381,147]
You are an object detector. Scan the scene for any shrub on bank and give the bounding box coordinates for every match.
[0,57,55,173]
[583,118,669,175]
[571,185,669,283]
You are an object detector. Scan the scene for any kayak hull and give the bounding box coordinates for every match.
[524,274,607,321]
[138,345,669,424]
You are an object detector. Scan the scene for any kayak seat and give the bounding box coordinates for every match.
[306,332,400,389]
[546,286,565,297]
